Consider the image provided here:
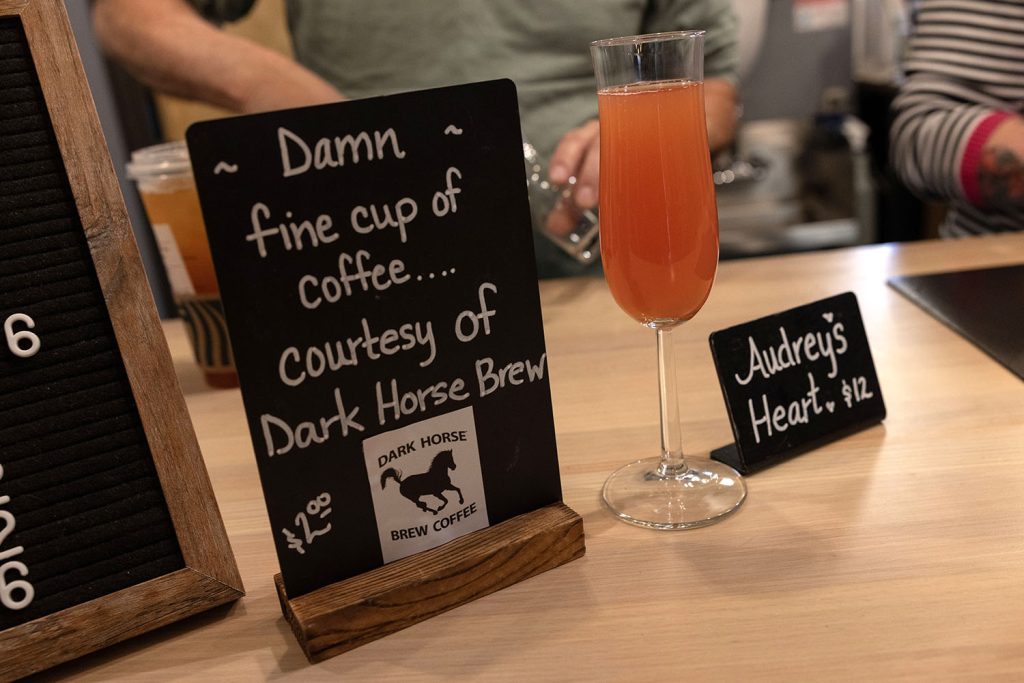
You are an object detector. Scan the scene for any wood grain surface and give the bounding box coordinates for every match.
[39,233,1024,681]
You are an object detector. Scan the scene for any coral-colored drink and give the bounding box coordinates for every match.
[137,182,219,295]
[598,79,718,325]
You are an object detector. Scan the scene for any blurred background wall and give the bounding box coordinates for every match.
[742,1,852,121]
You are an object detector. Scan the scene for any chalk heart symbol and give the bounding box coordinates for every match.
[822,312,834,323]
[826,401,835,413]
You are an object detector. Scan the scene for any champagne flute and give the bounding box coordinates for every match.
[591,31,746,529]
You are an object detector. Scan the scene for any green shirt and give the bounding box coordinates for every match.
[194,0,738,276]
[196,0,736,161]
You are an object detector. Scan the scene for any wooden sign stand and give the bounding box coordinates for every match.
[277,502,584,662]
[0,1,243,679]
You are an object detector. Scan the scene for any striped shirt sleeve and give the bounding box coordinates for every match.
[889,0,1024,221]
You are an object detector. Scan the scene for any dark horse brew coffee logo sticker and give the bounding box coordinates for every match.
[364,407,488,562]
[187,81,562,597]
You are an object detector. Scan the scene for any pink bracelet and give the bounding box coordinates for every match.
[960,110,1015,206]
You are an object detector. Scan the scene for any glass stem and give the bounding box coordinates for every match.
[656,327,687,476]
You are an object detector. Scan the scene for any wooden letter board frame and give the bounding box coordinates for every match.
[0,1,243,679]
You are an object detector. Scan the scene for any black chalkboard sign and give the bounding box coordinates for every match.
[187,80,562,598]
[709,292,886,473]
[0,3,241,678]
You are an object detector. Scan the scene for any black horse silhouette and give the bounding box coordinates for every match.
[380,449,464,514]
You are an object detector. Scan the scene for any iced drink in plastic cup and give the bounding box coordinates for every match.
[127,141,238,388]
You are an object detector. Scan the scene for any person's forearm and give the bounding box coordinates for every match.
[704,78,737,154]
[975,115,1024,209]
[92,0,341,113]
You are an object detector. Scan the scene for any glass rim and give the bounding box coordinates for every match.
[590,30,705,49]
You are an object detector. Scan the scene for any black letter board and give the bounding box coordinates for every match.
[709,292,886,473]
[0,2,241,679]
[186,80,564,598]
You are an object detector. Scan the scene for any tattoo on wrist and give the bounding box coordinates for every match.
[977,146,1024,207]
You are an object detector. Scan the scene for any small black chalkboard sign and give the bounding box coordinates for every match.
[187,80,563,599]
[709,292,886,474]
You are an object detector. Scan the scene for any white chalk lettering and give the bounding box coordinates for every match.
[455,282,497,342]
[476,353,547,397]
[431,166,463,217]
[833,322,848,355]
[277,318,436,387]
[246,202,337,258]
[375,376,470,425]
[278,126,406,178]
[260,388,364,455]
[278,127,311,177]
[734,323,848,385]
[350,197,418,243]
[747,372,823,444]
[298,250,409,308]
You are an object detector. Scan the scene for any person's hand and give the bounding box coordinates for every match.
[545,119,600,236]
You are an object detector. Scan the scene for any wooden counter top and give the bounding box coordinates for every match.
[46,234,1024,681]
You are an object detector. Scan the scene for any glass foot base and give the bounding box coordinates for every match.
[602,457,747,530]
